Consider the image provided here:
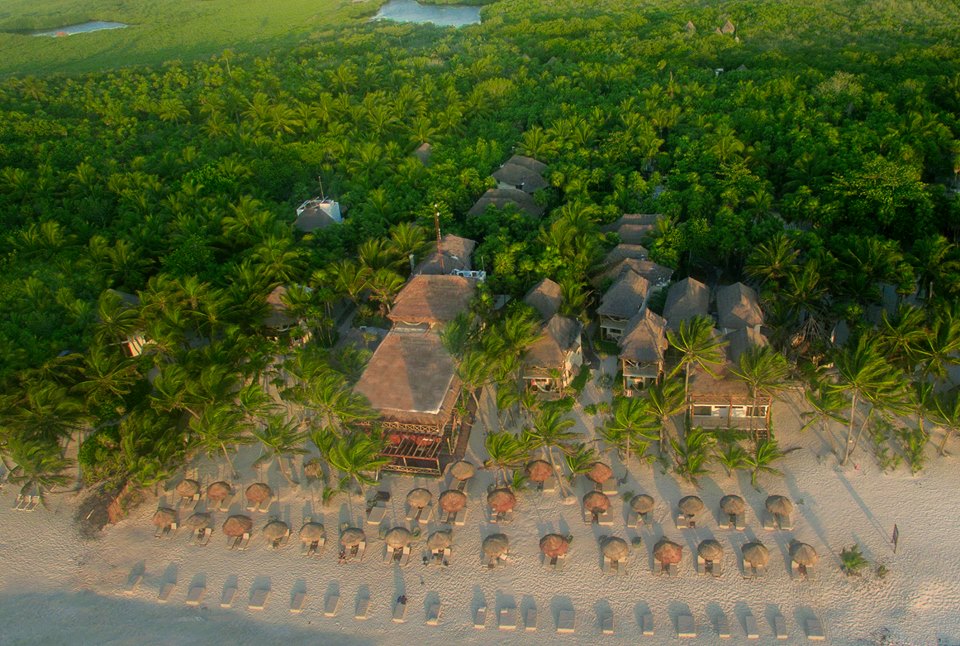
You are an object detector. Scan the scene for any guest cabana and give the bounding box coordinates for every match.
[388,274,476,328]
[716,282,763,334]
[522,315,583,395]
[414,234,477,276]
[492,155,548,194]
[467,188,544,218]
[597,269,650,340]
[663,277,709,331]
[619,309,668,393]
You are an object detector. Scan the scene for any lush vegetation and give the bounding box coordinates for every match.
[1,0,959,506]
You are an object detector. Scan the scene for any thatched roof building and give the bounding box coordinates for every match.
[493,156,549,194]
[595,258,673,288]
[467,188,544,218]
[603,244,649,266]
[503,155,547,175]
[264,285,295,330]
[414,142,432,165]
[619,309,668,365]
[524,278,563,321]
[716,282,763,331]
[727,326,768,363]
[415,234,477,276]
[295,198,342,232]
[598,270,650,321]
[388,275,476,326]
[524,315,581,373]
[721,19,736,34]
[663,277,710,330]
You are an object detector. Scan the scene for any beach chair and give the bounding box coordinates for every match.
[366,502,386,525]
[13,494,26,511]
[554,553,566,571]
[600,610,614,635]
[556,609,576,634]
[676,513,697,529]
[357,540,366,561]
[195,527,212,547]
[290,591,306,614]
[271,530,291,550]
[474,605,487,629]
[677,613,696,638]
[499,606,518,631]
[401,544,411,566]
[456,479,468,493]
[491,510,514,524]
[525,606,537,631]
[773,614,788,640]
[220,585,237,608]
[180,493,200,512]
[541,475,557,493]
[25,495,40,511]
[237,532,251,551]
[324,593,341,617]
[406,502,433,524]
[744,612,760,639]
[122,572,143,595]
[601,478,618,496]
[641,612,655,636]
[392,599,407,623]
[215,491,234,513]
[157,581,176,603]
[805,617,826,641]
[666,562,679,577]
[185,585,206,607]
[711,560,723,577]
[425,602,442,626]
[354,595,370,620]
[248,588,269,611]
[716,613,732,639]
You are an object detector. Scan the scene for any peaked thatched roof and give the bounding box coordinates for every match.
[727,326,767,364]
[414,142,432,165]
[663,277,710,329]
[685,20,696,32]
[597,270,650,320]
[415,234,477,276]
[493,162,548,194]
[353,328,462,426]
[603,244,649,266]
[601,214,662,232]
[716,282,763,330]
[467,188,544,218]
[721,19,736,34]
[264,285,295,329]
[524,315,581,370]
[524,278,563,321]
[504,155,547,174]
[595,258,674,288]
[619,309,668,363]
[388,275,475,325]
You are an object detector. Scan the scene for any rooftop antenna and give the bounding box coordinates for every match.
[317,175,326,200]
[433,203,444,274]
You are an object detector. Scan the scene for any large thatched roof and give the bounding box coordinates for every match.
[619,309,668,363]
[524,278,563,321]
[503,155,547,175]
[263,285,296,329]
[727,326,768,364]
[467,188,544,218]
[493,162,549,194]
[601,213,661,233]
[353,328,462,427]
[687,359,752,399]
[663,278,710,329]
[594,258,673,288]
[388,274,476,325]
[523,315,581,372]
[716,282,763,330]
[415,234,477,276]
[603,244,649,266]
[598,270,650,320]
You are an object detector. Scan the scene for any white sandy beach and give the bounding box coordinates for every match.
[1,370,959,646]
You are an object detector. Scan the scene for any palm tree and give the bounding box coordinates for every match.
[911,235,960,301]
[458,350,493,424]
[387,222,431,272]
[714,441,750,478]
[523,408,578,496]
[744,233,799,287]
[644,378,686,455]
[252,415,307,485]
[600,396,658,466]
[877,305,928,372]
[930,389,960,455]
[730,346,790,440]
[6,437,73,506]
[668,315,727,395]
[563,442,599,484]
[325,431,390,516]
[367,268,405,316]
[484,431,530,487]
[744,438,787,487]
[188,403,252,480]
[74,346,141,412]
[283,367,375,435]
[670,426,715,487]
[920,309,960,382]
[11,382,87,446]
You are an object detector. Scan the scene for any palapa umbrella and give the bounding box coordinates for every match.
[653,538,683,564]
[487,488,517,514]
[450,460,476,481]
[482,533,509,559]
[790,542,819,566]
[587,462,613,485]
[176,479,200,498]
[583,491,611,513]
[186,512,212,529]
[206,481,232,501]
[427,530,453,551]
[222,514,253,537]
[741,542,769,566]
[539,534,569,558]
[263,520,289,542]
[245,482,272,504]
[439,489,467,513]
[720,494,746,515]
[630,494,655,514]
[303,459,323,480]
[526,459,553,483]
[299,522,326,543]
[152,507,177,527]
[339,527,365,548]
[406,488,433,509]
[698,539,724,561]
[765,495,793,517]
[385,527,412,549]
[601,536,629,561]
[678,495,705,516]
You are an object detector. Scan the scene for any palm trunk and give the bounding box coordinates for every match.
[841,390,859,465]
[938,427,954,455]
[221,443,238,479]
[546,446,569,497]
[848,406,874,460]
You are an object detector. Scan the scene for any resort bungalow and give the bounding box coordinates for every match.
[619,309,668,393]
[104,289,147,357]
[492,155,548,194]
[414,234,477,276]
[521,279,583,394]
[600,213,662,245]
[597,270,650,340]
[387,274,476,328]
[716,282,763,334]
[594,256,673,290]
[523,278,563,321]
[467,188,544,218]
[294,198,342,232]
[663,277,710,331]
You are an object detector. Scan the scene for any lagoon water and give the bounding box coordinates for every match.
[373,0,481,27]
[33,21,128,37]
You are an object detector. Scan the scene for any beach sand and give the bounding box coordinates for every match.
[1,372,958,645]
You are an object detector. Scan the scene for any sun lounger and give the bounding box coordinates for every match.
[123,573,143,595]
[425,602,442,626]
[13,494,28,511]
[555,553,566,571]
[805,617,826,641]
[185,585,206,606]
[456,479,468,493]
[499,607,517,631]
[676,514,697,529]
[215,492,234,512]
[25,495,40,511]
[641,612,654,636]
[773,614,788,640]
[491,510,514,524]
[541,475,557,493]
[354,595,370,620]
[525,607,537,631]
[180,493,200,512]
[392,599,407,623]
[220,586,237,608]
[474,605,487,629]
[556,609,576,634]
[601,478,618,496]
[744,612,759,639]
[453,508,467,526]
[323,593,341,617]
[366,503,386,525]
[248,588,269,611]
[238,532,251,551]
[406,503,434,524]
[158,581,176,603]
[195,527,212,546]
[711,560,723,577]
[601,611,614,635]
[665,562,678,577]
[290,591,306,614]
[716,613,731,639]
[677,613,696,638]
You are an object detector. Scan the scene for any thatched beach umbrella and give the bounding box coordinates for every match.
[742,542,769,566]
[790,542,819,566]
[427,530,453,551]
[245,483,272,504]
[720,495,746,515]
[385,527,412,549]
[539,534,569,559]
[698,539,724,561]
[186,512,212,529]
[487,488,517,514]
[765,495,793,517]
[601,536,629,561]
[439,490,467,513]
[653,538,683,564]
[482,533,509,559]
[406,488,433,509]
[263,520,289,542]
[206,481,232,502]
[339,527,365,548]
[587,462,613,485]
[303,459,323,480]
[583,491,611,513]
[526,459,553,483]
[631,494,655,514]
[450,460,476,481]
[299,522,325,543]
[222,514,253,537]
[152,507,177,528]
[679,495,705,516]
[176,479,200,498]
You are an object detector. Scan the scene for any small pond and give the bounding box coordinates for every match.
[32,21,129,37]
[372,0,481,27]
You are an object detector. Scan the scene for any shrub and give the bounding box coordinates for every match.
[840,544,869,576]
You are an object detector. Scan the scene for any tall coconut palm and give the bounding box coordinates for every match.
[6,437,73,507]
[920,309,960,382]
[283,368,375,435]
[74,345,141,412]
[644,378,686,455]
[458,350,494,425]
[252,415,307,485]
[600,396,658,466]
[877,305,928,372]
[744,438,787,487]
[484,431,530,487]
[523,408,578,496]
[670,426,715,487]
[667,315,727,395]
[11,382,87,446]
[744,233,799,287]
[730,346,790,440]
[188,402,252,480]
[325,431,390,517]
[367,268,405,316]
